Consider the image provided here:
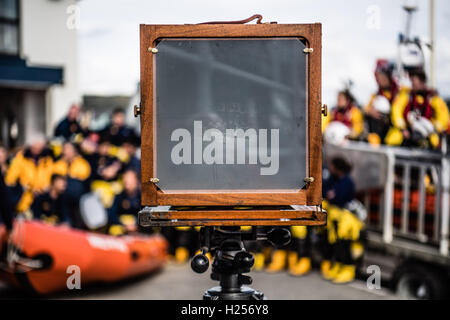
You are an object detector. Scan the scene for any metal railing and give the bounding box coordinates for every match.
[324,141,450,256]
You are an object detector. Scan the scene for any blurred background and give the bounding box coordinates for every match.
[1,0,450,300]
[2,0,450,147]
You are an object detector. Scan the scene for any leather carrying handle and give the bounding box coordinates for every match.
[198,14,275,25]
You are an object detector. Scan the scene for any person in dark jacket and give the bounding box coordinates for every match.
[121,134,141,177]
[322,157,355,208]
[54,104,83,141]
[100,108,137,147]
[107,170,141,235]
[320,157,363,284]
[89,132,124,211]
[31,174,69,225]
[90,132,122,182]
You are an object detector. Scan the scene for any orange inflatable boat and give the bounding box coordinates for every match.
[0,220,168,295]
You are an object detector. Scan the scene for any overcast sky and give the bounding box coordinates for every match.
[78,0,450,106]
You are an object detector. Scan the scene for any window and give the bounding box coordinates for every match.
[0,0,19,55]
[154,38,307,191]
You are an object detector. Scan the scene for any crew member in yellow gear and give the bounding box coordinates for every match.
[53,141,91,228]
[160,226,177,258]
[5,135,54,215]
[364,59,399,145]
[316,224,333,277]
[172,226,199,263]
[386,69,449,148]
[322,89,364,140]
[323,203,364,284]
[90,133,124,209]
[53,142,91,180]
[166,207,201,263]
[321,157,364,284]
[288,226,312,276]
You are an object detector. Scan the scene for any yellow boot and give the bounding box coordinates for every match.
[262,246,272,262]
[332,265,356,284]
[109,224,125,236]
[323,262,342,280]
[288,251,298,271]
[174,246,189,264]
[253,253,265,272]
[289,257,311,277]
[320,260,331,276]
[266,250,287,273]
[351,241,364,261]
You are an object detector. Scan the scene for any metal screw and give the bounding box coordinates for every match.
[303,48,314,53]
[304,177,315,183]
[134,104,141,117]
[150,178,160,183]
[148,47,158,53]
[322,104,328,117]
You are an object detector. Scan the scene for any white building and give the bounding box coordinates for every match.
[0,0,80,148]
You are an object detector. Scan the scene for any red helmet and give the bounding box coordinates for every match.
[375,59,394,77]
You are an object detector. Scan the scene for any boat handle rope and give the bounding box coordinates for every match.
[1,218,44,273]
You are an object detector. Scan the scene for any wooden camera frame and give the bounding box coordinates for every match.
[139,22,324,226]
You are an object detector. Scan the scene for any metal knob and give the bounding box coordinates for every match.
[322,104,328,117]
[134,104,141,117]
[234,251,254,269]
[267,228,291,247]
[304,177,315,184]
[191,254,210,273]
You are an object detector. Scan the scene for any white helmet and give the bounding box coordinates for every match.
[345,199,368,222]
[407,112,435,138]
[372,95,391,114]
[324,121,351,145]
[399,42,424,70]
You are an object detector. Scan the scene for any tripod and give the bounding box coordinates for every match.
[190,226,291,300]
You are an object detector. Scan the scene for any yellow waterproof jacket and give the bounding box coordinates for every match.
[391,90,449,133]
[5,150,54,192]
[364,86,397,114]
[291,226,307,240]
[323,201,364,243]
[109,145,129,163]
[364,94,376,114]
[5,150,54,212]
[387,90,449,147]
[53,156,91,181]
[349,107,364,138]
[322,106,364,139]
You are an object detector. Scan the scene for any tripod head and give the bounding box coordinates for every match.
[191,226,291,300]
